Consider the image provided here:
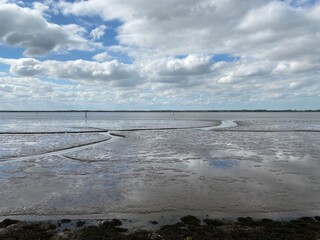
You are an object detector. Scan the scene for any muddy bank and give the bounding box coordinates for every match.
[1,215,320,240]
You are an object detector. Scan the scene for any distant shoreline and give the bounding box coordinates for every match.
[0,110,319,112]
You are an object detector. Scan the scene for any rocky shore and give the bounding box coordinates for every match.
[1,215,320,239]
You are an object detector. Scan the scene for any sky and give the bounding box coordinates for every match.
[0,0,319,110]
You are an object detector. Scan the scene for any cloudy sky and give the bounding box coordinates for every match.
[0,0,319,110]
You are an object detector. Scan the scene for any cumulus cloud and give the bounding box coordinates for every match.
[1,58,44,76]
[0,75,148,110]
[90,25,107,40]
[143,55,214,77]
[273,61,320,74]
[55,1,261,55]
[236,2,320,60]
[44,59,134,84]
[0,76,76,110]
[238,2,303,32]
[58,0,320,61]
[217,60,274,84]
[0,2,96,56]
[1,0,320,109]
[0,57,139,87]
[32,2,50,14]
[92,52,112,62]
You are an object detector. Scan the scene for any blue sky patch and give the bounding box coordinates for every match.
[213,54,240,63]
[0,44,24,59]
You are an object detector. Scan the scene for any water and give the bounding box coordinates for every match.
[0,112,319,220]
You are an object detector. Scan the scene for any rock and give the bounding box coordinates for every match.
[1,223,56,239]
[59,219,71,224]
[181,216,201,226]
[76,220,86,228]
[203,219,224,226]
[46,224,57,230]
[237,217,257,226]
[101,218,122,228]
[297,217,316,222]
[260,218,274,224]
[0,219,20,228]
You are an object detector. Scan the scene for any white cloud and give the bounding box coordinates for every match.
[0,2,97,56]
[1,0,320,109]
[0,57,139,87]
[273,61,320,74]
[9,58,45,76]
[44,59,133,84]
[0,75,148,110]
[143,55,214,77]
[0,76,76,110]
[2,52,319,108]
[57,0,261,55]
[32,2,49,14]
[92,52,112,62]
[58,0,320,62]
[90,25,107,40]
[217,60,274,84]
[238,2,303,32]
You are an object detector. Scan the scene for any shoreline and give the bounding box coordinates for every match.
[1,215,319,239]
[2,208,320,223]
[1,110,320,112]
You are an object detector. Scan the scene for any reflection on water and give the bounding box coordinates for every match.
[207,159,240,168]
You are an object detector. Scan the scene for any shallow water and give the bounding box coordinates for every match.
[0,112,319,220]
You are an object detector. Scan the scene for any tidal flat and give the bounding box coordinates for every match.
[0,112,319,238]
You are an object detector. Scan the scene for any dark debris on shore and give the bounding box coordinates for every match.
[1,215,320,240]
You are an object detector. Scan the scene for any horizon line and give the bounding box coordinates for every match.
[0,109,319,112]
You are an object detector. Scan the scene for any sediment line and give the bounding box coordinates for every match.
[110,124,220,132]
[213,129,320,133]
[0,131,126,163]
[0,121,222,134]
[60,155,96,163]
[0,138,111,162]
[0,130,109,135]
[109,132,126,138]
